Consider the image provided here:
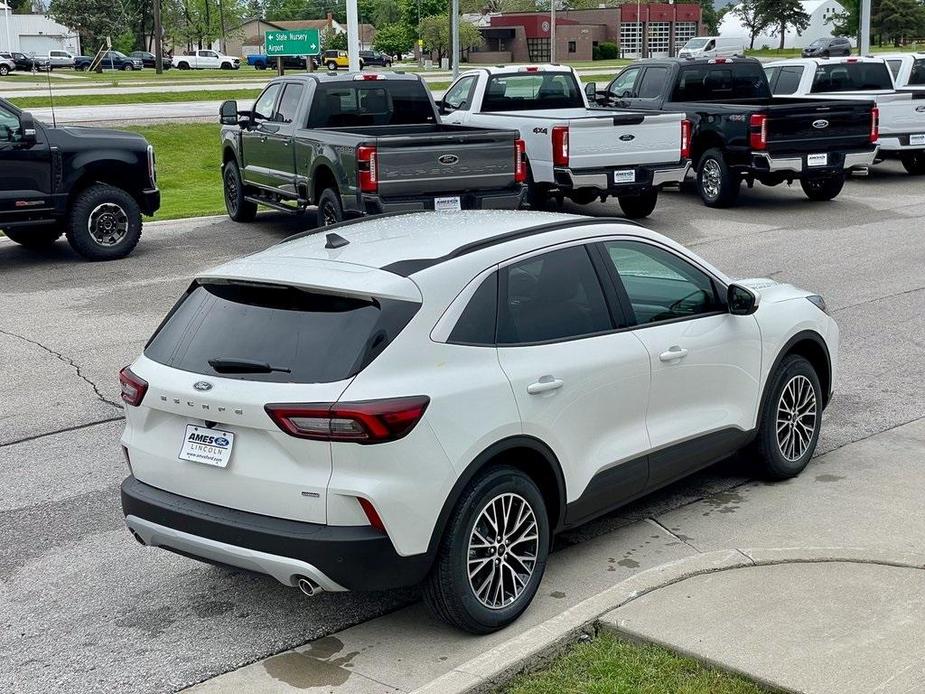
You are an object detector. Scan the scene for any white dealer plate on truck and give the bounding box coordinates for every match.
[807,153,827,167]
[911,134,925,146]
[434,196,461,211]
[179,425,235,468]
[614,169,636,184]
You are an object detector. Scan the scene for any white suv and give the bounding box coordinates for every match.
[120,211,838,633]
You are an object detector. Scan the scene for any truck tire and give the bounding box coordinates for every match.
[327,61,338,70]
[696,148,740,208]
[900,151,925,175]
[177,61,190,70]
[223,163,258,222]
[618,190,659,219]
[255,61,266,70]
[801,175,844,201]
[221,62,231,70]
[2,227,62,247]
[316,188,343,227]
[65,184,142,260]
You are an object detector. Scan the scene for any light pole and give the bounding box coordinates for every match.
[550,0,556,63]
[859,0,871,55]
[451,0,459,79]
[346,0,360,70]
[3,1,12,54]
[153,0,164,75]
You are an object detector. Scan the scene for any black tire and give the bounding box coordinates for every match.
[800,175,845,201]
[223,163,257,222]
[618,189,659,219]
[2,227,63,247]
[316,188,343,227]
[327,61,338,70]
[900,151,925,175]
[524,182,552,210]
[423,466,550,634]
[568,188,599,205]
[178,61,189,70]
[255,61,266,70]
[65,184,142,260]
[696,148,740,208]
[221,62,231,70]
[122,63,133,71]
[752,354,822,480]
[0,65,9,76]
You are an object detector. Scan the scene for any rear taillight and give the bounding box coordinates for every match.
[681,119,692,160]
[514,138,527,183]
[357,497,386,532]
[265,396,430,444]
[119,366,148,407]
[357,145,377,193]
[146,144,156,186]
[749,113,768,151]
[870,106,879,143]
[552,125,569,167]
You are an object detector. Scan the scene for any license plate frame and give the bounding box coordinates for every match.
[613,169,637,184]
[178,424,235,468]
[806,153,828,167]
[434,196,462,212]
[910,134,925,146]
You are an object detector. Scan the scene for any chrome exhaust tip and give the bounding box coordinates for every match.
[297,576,322,597]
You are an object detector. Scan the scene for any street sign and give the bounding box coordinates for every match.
[265,29,320,57]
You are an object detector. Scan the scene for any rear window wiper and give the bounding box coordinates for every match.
[208,357,291,374]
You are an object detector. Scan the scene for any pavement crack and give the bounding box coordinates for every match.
[0,328,122,410]
[0,416,124,449]
[734,548,757,566]
[832,285,925,314]
[645,517,702,553]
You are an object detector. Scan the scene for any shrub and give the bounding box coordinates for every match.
[595,41,619,60]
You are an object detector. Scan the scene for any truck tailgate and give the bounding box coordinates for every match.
[567,111,683,168]
[873,92,925,136]
[375,129,518,197]
[765,99,873,153]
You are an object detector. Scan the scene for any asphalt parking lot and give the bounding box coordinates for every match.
[2,162,923,693]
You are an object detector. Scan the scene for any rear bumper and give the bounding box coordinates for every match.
[139,187,161,216]
[554,161,691,193]
[360,186,524,214]
[876,133,925,151]
[751,148,877,175]
[121,476,433,592]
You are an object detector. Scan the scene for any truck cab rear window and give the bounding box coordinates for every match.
[144,283,419,383]
[673,64,770,101]
[307,82,435,128]
[482,73,583,111]
[811,63,893,92]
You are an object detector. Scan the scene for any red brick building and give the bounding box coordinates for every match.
[471,5,703,64]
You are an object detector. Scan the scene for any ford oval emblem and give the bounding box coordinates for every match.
[193,381,213,392]
[812,119,829,129]
[437,154,459,165]
[619,133,636,142]
[916,105,925,112]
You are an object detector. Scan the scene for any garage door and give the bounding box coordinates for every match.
[19,35,62,54]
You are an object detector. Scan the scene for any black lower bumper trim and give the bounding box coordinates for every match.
[121,476,433,591]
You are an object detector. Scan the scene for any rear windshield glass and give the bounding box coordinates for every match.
[482,73,584,111]
[307,82,435,127]
[673,63,770,101]
[145,282,419,383]
[811,63,893,92]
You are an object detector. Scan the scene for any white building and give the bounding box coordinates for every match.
[719,0,847,49]
[0,3,81,55]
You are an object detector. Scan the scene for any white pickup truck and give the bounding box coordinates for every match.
[765,57,925,174]
[881,53,925,91]
[173,49,240,70]
[437,65,690,218]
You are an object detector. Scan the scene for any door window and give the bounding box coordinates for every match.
[773,66,803,95]
[637,66,669,98]
[609,67,641,97]
[274,83,304,123]
[443,75,477,111]
[498,246,612,344]
[0,106,21,142]
[449,272,498,345]
[253,83,281,121]
[603,241,719,325]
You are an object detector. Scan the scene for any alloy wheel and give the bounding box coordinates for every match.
[87,203,128,247]
[701,159,722,200]
[776,374,817,461]
[467,492,539,610]
[321,200,339,226]
[224,170,238,214]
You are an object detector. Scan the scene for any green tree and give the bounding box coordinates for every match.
[373,23,413,57]
[759,0,810,49]
[48,0,127,49]
[321,26,347,50]
[399,0,444,37]
[731,0,771,49]
[418,12,481,62]
[828,0,859,37]
[677,0,724,34]
[359,0,400,28]
[873,0,925,44]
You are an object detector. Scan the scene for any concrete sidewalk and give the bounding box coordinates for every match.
[187,417,925,693]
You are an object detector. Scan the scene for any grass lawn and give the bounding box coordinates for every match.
[500,632,766,694]
[126,123,225,221]
[8,88,263,109]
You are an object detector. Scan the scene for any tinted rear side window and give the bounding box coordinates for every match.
[307,82,435,127]
[811,63,894,92]
[773,66,804,95]
[673,64,770,101]
[145,283,419,383]
[449,273,498,346]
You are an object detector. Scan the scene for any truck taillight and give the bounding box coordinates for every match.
[681,119,692,159]
[265,396,430,444]
[870,106,879,143]
[119,366,148,407]
[749,113,768,151]
[514,138,527,183]
[357,145,377,193]
[552,125,569,167]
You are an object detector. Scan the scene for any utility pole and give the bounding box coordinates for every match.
[153,0,163,75]
[451,0,459,79]
[218,0,226,53]
[347,0,360,70]
[859,0,871,55]
[550,0,556,63]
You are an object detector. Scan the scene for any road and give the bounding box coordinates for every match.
[2,164,923,693]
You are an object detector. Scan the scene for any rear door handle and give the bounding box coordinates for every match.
[659,346,689,362]
[527,376,564,395]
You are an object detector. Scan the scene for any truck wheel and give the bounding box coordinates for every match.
[800,175,844,201]
[65,184,142,260]
[697,148,740,208]
[316,188,343,227]
[177,61,190,70]
[423,466,550,634]
[221,62,231,70]
[327,61,338,70]
[900,151,925,175]
[2,227,63,248]
[255,61,266,70]
[618,190,659,219]
[223,163,258,222]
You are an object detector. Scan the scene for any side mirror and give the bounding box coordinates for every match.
[19,111,36,144]
[584,81,597,100]
[220,100,239,125]
[727,283,759,315]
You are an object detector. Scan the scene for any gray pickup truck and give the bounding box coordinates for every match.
[220,72,526,227]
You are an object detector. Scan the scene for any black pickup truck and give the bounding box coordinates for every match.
[588,57,878,206]
[0,98,159,259]
[220,72,525,227]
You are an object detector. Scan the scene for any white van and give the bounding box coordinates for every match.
[677,36,745,59]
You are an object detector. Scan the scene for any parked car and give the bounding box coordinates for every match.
[129,51,171,70]
[0,97,159,259]
[360,50,392,67]
[765,57,925,174]
[0,51,50,71]
[590,57,878,206]
[47,49,76,68]
[119,209,839,633]
[801,37,852,58]
[322,49,356,70]
[74,51,144,71]
[880,52,925,90]
[439,65,690,218]
[247,53,319,70]
[677,36,745,59]
[219,72,525,227]
[0,56,14,76]
[173,49,240,70]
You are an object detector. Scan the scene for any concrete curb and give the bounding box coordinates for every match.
[412,547,925,694]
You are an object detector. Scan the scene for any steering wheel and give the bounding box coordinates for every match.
[668,289,708,314]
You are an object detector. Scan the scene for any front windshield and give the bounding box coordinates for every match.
[684,38,710,49]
